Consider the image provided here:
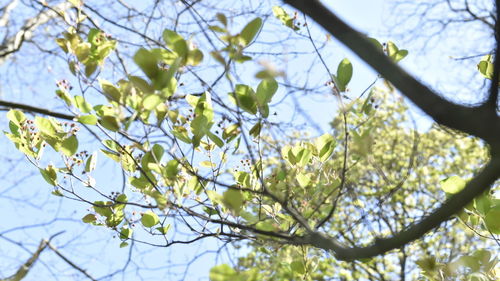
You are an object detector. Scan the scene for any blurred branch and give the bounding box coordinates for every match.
[0,100,74,120]
[45,242,97,281]
[284,0,500,260]
[0,2,70,65]
[1,232,63,281]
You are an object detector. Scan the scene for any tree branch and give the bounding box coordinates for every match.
[486,0,500,110]
[283,0,500,149]
[283,0,500,260]
[0,2,70,65]
[297,157,500,260]
[1,232,63,281]
[0,100,74,120]
[45,242,97,281]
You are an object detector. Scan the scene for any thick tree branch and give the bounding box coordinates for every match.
[0,100,74,120]
[284,0,500,149]
[297,157,500,260]
[487,1,500,110]
[284,0,500,260]
[1,240,48,281]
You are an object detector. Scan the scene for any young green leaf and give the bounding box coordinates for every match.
[142,94,162,110]
[162,29,188,59]
[82,214,97,223]
[141,211,160,227]
[99,115,120,132]
[120,227,133,239]
[77,114,98,125]
[223,189,244,215]
[156,224,171,235]
[6,109,26,126]
[239,18,263,47]
[335,58,353,92]
[272,6,299,31]
[484,207,500,234]
[60,135,78,156]
[441,176,466,194]
[256,78,278,106]
[40,165,58,186]
[133,48,159,80]
[74,95,93,113]
[85,152,98,173]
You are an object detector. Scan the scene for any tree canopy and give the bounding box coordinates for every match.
[0,0,499,280]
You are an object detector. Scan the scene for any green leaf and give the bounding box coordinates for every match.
[474,194,491,216]
[296,173,310,188]
[163,29,188,59]
[99,79,122,102]
[239,18,262,47]
[40,165,58,186]
[164,159,179,180]
[129,75,154,94]
[223,189,244,215]
[172,127,192,144]
[142,94,163,110]
[216,13,227,26]
[74,95,93,113]
[119,242,129,248]
[55,89,74,106]
[386,41,399,58]
[85,62,98,77]
[484,207,500,234]
[387,41,408,63]
[99,115,120,132]
[478,55,494,79]
[249,122,262,138]
[290,260,306,274]
[156,224,171,235]
[230,84,257,115]
[255,79,278,112]
[85,152,98,173]
[272,6,299,31]
[335,58,353,92]
[77,114,98,125]
[133,48,159,79]
[208,132,224,148]
[35,116,58,136]
[187,48,204,66]
[315,133,336,162]
[393,49,408,62]
[51,190,63,197]
[60,135,78,156]
[296,148,312,167]
[441,176,466,194]
[209,264,237,281]
[6,109,26,126]
[75,42,90,62]
[141,211,160,227]
[368,37,383,51]
[82,214,97,223]
[119,227,133,239]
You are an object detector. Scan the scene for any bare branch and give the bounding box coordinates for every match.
[0,100,74,120]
